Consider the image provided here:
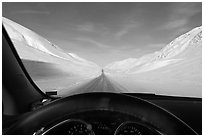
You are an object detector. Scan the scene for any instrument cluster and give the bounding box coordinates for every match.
[42,119,160,135]
[34,110,161,135]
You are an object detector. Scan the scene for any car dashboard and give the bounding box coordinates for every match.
[34,110,161,135]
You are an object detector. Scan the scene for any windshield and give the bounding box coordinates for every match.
[2,2,202,98]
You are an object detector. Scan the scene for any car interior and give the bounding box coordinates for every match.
[2,24,202,135]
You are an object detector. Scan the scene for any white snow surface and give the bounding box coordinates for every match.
[3,17,101,77]
[105,26,202,74]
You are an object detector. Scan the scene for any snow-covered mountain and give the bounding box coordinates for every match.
[3,17,101,77]
[104,26,201,97]
[105,26,202,74]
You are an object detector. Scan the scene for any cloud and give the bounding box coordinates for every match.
[162,19,188,30]
[115,21,140,38]
[75,37,111,49]
[76,22,110,35]
[115,27,131,38]
[76,23,95,32]
[11,10,50,15]
[173,3,201,17]
[161,3,201,30]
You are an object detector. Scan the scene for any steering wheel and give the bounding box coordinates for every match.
[5,92,197,135]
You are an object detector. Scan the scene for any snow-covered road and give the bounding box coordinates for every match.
[59,73,128,96]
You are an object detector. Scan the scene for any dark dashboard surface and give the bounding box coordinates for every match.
[125,93,202,134]
[3,93,202,135]
[33,93,201,135]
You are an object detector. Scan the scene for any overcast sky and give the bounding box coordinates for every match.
[2,2,202,67]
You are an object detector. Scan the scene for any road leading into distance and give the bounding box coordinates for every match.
[60,72,127,96]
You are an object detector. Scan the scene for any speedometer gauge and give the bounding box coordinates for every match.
[43,119,94,135]
[114,121,160,135]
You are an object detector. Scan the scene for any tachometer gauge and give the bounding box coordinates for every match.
[43,119,94,135]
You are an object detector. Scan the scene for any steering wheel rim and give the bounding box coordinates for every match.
[5,92,197,135]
